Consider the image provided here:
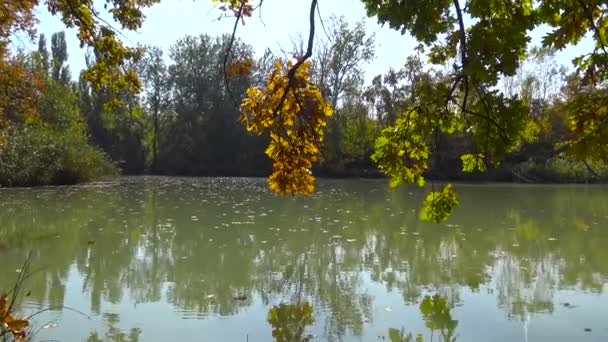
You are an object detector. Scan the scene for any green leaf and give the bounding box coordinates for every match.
[460,153,486,173]
[420,184,460,223]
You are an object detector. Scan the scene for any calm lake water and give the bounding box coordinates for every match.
[1,177,607,341]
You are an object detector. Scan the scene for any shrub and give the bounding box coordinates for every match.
[0,125,118,187]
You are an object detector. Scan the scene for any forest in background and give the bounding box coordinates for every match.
[1,16,607,187]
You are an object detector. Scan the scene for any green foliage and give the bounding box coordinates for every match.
[460,153,486,173]
[360,0,608,220]
[566,89,608,164]
[388,328,423,342]
[419,294,458,339]
[342,105,376,163]
[0,126,117,186]
[420,184,459,223]
[154,34,266,176]
[371,109,429,188]
[267,302,314,342]
[312,16,376,174]
[0,30,118,187]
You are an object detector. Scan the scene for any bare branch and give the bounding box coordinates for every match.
[316,0,332,43]
[222,1,245,108]
[255,0,266,26]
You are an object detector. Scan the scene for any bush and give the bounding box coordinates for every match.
[516,153,608,183]
[0,126,118,187]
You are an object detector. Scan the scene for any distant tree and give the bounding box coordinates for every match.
[50,31,70,85]
[140,46,171,173]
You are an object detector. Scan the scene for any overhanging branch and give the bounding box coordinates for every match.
[222,1,245,108]
[272,0,318,115]
[453,0,469,111]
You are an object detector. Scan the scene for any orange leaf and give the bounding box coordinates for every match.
[5,315,29,333]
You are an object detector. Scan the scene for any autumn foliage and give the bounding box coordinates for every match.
[0,294,29,341]
[241,60,333,195]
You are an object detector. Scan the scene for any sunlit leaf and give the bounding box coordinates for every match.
[420,184,459,223]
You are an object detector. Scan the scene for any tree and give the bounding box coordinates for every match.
[363,0,608,220]
[140,46,171,173]
[50,31,70,84]
[312,15,375,110]
[311,16,375,174]
[78,51,147,174]
[3,0,608,220]
[364,55,428,127]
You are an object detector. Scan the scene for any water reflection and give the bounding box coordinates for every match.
[419,294,457,342]
[0,177,607,341]
[267,302,314,342]
[87,313,141,342]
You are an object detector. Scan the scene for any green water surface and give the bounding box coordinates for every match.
[0,177,607,341]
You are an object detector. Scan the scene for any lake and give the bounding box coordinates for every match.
[0,176,607,341]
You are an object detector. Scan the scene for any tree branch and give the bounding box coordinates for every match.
[222,1,245,108]
[582,158,599,178]
[463,108,511,143]
[272,0,318,115]
[453,0,469,111]
[578,0,608,60]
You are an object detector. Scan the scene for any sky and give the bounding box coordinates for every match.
[21,0,595,86]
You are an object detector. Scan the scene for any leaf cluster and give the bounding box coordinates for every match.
[241,60,333,195]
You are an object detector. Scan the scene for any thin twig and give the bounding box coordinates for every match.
[255,0,266,26]
[26,306,92,321]
[272,0,319,115]
[463,108,510,143]
[316,1,332,43]
[222,1,245,108]
[453,0,469,111]
[583,159,599,178]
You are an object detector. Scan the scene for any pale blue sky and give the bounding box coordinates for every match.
[24,0,594,85]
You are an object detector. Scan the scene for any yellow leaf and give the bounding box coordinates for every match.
[5,315,29,333]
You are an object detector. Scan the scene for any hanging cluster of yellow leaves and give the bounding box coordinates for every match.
[0,294,29,341]
[241,60,333,195]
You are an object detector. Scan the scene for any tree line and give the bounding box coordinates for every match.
[0,16,606,187]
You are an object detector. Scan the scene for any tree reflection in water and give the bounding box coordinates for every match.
[388,294,457,342]
[87,313,141,342]
[267,302,314,342]
[0,178,607,341]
